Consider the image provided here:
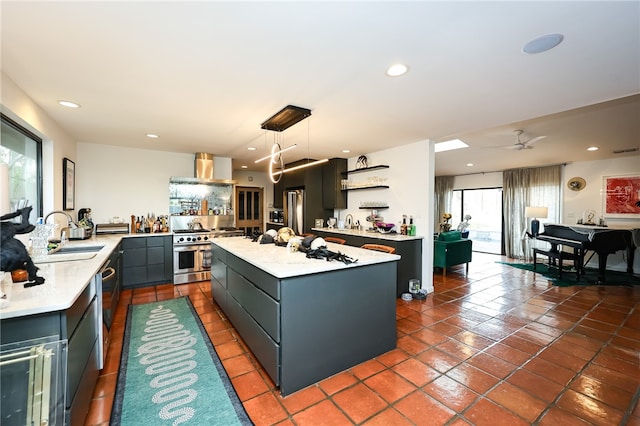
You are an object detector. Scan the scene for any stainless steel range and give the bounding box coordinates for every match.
[172,226,244,285]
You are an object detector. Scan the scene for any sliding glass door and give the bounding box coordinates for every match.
[452,187,502,254]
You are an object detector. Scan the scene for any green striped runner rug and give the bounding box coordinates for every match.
[111,297,252,425]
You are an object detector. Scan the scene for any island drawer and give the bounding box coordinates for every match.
[211,256,227,288]
[212,244,227,263]
[210,277,227,313]
[226,296,280,386]
[227,268,280,342]
[227,253,280,300]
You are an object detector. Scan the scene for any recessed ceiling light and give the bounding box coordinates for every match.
[342,149,351,153]
[248,147,257,151]
[241,165,248,169]
[146,134,159,139]
[466,163,474,167]
[522,33,564,54]
[58,100,80,108]
[386,64,409,77]
[587,146,599,151]
[434,139,469,153]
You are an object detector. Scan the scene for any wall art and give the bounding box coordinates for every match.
[63,158,75,210]
[603,174,640,218]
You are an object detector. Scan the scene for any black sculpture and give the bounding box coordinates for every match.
[1,206,45,287]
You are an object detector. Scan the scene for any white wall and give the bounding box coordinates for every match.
[336,140,435,292]
[77,143,192,223]
[453,172,502,190]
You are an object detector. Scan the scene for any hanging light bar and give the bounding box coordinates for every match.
[271,158,329,178]
[254,144,297,163]
[261,105,311,132]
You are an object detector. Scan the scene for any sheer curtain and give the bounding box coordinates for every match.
[503,165,561,259]
[434,176,454,233]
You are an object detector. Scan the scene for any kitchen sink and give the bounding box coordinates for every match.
[54,244,105,254]
[32,244,104,264]
[34,252,98,264]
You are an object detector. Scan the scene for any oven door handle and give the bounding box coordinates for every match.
[173,244,206,252]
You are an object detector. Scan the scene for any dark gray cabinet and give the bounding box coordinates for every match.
[271,158,334,233]
[1,275,102,426]
[313,230,422,297]
[273,176,284,209]
[322,158,347,209]
[122,235,172,288]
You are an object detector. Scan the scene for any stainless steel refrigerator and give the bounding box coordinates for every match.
[284,189,305,234]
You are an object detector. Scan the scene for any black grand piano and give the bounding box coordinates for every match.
[533,223,637,283]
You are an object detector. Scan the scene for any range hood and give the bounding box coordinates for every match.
[195,153,215,180]
[170,154,235,185]
[189,153,234,182]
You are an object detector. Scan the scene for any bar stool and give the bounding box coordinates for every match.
[324,237,346,245]
[361,244,396,254]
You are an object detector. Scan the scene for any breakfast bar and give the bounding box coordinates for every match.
[209,237,399,396]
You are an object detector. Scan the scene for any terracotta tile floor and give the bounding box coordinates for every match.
[85,253,640,425]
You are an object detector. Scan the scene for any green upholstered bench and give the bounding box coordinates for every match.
[434,231,473,276]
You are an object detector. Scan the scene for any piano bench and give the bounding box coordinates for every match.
[533,248,581,280]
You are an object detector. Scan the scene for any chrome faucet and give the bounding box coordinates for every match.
[345,213,354,229]
[44,210,78,228]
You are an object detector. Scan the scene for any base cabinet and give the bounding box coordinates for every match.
[122,235,173,288]
[0,275,102,426]
[211,245,396,396]
[313,230,422,297]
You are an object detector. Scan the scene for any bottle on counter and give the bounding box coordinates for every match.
[408,216,416,236]
[400,215,408,236]
[201,199,208,215]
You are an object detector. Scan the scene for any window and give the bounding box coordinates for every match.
[1,114,43,222]
[451,187,503,254]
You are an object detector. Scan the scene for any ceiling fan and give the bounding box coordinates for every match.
[505,129,547,150]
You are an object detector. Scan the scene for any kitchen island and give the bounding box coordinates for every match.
[210,237,399,396]
[310,227,423,297]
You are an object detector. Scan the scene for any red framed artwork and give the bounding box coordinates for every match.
[603,174,640,218]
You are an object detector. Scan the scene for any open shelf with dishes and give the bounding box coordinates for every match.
[343,185,389,191]
[341,164,390,191]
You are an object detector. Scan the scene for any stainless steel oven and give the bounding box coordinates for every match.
[172,219,245,284]
[173,231,212,285]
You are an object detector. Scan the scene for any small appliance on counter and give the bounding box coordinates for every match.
[77,207,95,238]
[269,210,284,223]
[95,223,130,234]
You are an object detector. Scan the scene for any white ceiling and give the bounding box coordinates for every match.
[1,1,639,177]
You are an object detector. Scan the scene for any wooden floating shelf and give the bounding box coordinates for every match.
[359,206,389,210]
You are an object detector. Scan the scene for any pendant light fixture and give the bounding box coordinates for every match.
[259,105,328,183]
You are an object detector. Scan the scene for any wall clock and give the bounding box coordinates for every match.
[567,177,586,191]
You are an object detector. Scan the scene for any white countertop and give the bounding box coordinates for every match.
[310,227,423,241]
[0,234,127,320]
[212,236,400,278]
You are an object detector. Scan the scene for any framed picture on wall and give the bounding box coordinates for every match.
[63,158,75,210]
[603,174,640,218]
